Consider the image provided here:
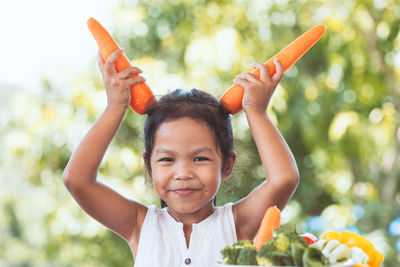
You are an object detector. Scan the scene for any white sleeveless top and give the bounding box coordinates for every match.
[134,203,237,267]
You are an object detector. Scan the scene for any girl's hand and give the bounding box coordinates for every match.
[233,59,284,114]
[98,48,146,110]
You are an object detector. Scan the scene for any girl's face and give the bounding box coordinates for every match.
[148,117,234,219]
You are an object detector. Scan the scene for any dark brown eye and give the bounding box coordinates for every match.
[194,157,209,161]
[159,157,173,162]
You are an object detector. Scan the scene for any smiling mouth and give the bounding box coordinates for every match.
[172,188,200,196]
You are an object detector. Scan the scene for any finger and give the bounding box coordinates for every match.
[126,75,146,85]
[271,59,284,86]
[235,72,260,83]
[252,62,271,83]
[98,51,106,72]
[233,77,251,88]
[104,48,124,75]
[118,66,143,79]
[98,51,105,64]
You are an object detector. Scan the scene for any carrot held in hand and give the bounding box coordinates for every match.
[220,24,326,114]
[254,205,281,251]
[87,17,155,114]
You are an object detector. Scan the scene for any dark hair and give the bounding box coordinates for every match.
[143,89,234,208]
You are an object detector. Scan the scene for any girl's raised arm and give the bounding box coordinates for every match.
[62,49,148,245]
[231,60,299,241]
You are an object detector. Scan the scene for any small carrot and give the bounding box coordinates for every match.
[87,17,156,114]
[220,24,326,114]
[254,205,281,251]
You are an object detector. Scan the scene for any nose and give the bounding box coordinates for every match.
[174,161,194,180]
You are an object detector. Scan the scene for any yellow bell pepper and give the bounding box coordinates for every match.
[320,231,384,267]
[322,231,342,241]
[340,231,374,254]
[371,250,384,267]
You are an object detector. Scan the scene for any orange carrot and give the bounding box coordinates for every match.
[254,205,281,251]
[87,17,156,114]
[220,24,326,114]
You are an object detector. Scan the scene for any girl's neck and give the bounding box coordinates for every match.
[167,203,216,226]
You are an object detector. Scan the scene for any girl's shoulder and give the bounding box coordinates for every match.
[141,204,170,223]
[212,202,235,225]
[215,202,234,213]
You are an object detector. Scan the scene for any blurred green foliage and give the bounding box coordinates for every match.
[0,0,399,266]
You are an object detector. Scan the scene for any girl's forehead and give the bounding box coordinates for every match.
[157,117,211,134]
[153,118,218,150]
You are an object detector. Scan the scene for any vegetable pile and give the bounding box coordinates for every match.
[221,227,324,266]
[220,207,384,266]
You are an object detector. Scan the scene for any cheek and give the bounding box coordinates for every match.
[151,166,175,190]
[202,167,222,189]
[151,168,166,185]
[152,177,167,199]
[209,179,220,192]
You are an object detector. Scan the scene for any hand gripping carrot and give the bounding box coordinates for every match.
[87,17,156,114]
[220,24,326,114]
[254,205,281,251]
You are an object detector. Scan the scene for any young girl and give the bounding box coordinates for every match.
[63,49,299,266]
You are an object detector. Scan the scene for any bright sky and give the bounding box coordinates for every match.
[0,0,120,90]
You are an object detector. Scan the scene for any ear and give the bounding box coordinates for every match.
[142,152,152,178]
[222,151,237,180]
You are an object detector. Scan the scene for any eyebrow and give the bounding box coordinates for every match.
[154,147,214,154]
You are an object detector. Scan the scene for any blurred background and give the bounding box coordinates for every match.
[1,0,399,266]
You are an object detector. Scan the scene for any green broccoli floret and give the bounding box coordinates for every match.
[256,256,276,267]
[221,240,254,264]
[273,235,291,254]
[257,229,297,255]
[257,237,277,256]
[234,240,254,248]
[256,228,309,266]
[256,241,275,266]
[257,239,290,266]
[221,245,240,264]
[237,246,258,265]
[257,245,293,266]
[272,228,308,252]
